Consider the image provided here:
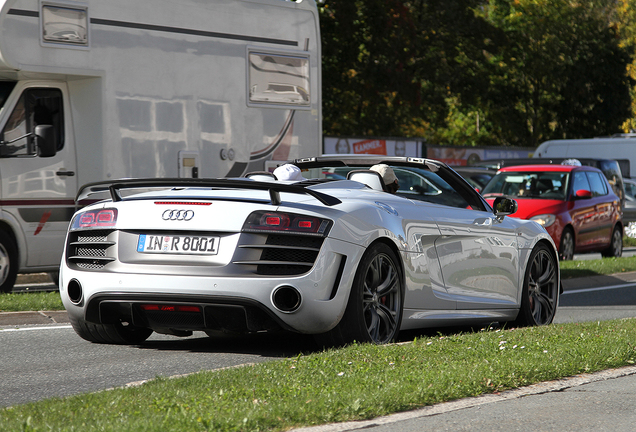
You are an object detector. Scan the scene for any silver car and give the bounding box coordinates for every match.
[59,156,560,346]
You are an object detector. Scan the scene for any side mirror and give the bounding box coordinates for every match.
[493,197,518,221]
[34,125,57,157]
[574,189,592,199]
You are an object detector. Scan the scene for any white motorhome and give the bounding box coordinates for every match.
[534,136,636,178]
[0,0,322,291]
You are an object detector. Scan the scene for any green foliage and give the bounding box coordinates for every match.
[478,0,633,146]
[319,0,494,138]
[320,1,635,146]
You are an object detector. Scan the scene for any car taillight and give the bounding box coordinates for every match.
[71,208,118,230]
[242,211,332,236]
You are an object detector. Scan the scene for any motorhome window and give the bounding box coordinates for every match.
[0,82,17,111]
[0,89,64,157]
[42,5,88,46]
[600,159,625,201]
[248,52,310,107]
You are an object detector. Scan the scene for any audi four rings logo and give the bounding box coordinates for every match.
[162,210,195,221]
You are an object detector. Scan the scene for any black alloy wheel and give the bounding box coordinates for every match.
[315,242,404,346]
[514,243,559,327]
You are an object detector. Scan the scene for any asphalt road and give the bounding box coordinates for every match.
[0,326,317,407]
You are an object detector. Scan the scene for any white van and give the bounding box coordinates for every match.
[0,0,322,291]
[534,136,636,178]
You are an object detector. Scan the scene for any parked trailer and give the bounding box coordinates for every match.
[0,0,322,291]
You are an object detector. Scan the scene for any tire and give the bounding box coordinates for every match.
[69,315,153,344]
[601,226,623,258]
[559,227,574,261]
[625,222,636,239]
[0,230,18,293]
[513,243,559,327]
[315,243,403,347]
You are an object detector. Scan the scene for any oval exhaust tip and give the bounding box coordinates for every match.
[272,286,301,313]
[67,279,83,304]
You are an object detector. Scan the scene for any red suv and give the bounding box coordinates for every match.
[482,164,623,260]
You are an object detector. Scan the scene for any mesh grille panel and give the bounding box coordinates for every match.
[76,247,107,257]
[235,233,324,276]
[261,248,317,263]
[76,262,106,270]
[67,230,115,271]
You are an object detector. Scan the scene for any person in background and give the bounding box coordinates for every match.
[273,163,305,181]
[370,164,399,194]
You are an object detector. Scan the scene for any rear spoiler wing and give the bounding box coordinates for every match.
[76,178,342,207]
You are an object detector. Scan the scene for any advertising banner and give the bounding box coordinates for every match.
[323,137,423,157]
[425,145,535,166]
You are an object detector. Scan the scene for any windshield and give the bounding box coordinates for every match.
[482,171,569,200]
[0,82,17,112]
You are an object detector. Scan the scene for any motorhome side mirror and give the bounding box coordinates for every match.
[34,125,57,157]
[574,189,592,199]
[493,197,518,221]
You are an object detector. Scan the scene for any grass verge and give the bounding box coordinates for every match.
[560,255,636,279]
[0,291,63,312]
[2,319,636,431]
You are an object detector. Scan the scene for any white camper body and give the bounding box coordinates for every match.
[534,137,636,178]
[0,0,321,290]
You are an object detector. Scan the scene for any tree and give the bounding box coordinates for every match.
[318,0,496,138]
[319,1,634,147]
[477,0,633,146]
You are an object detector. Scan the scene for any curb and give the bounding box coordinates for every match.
[290,365,636,432]
[561,270,636,291]
[0,310,69,326]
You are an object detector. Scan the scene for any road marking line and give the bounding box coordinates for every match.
[0,325,72,332]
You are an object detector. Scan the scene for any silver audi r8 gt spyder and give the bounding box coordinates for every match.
[60,156,560,346]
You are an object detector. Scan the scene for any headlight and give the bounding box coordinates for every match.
[530,214,556,227]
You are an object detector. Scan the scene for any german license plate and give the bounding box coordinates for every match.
[137,234,219,255]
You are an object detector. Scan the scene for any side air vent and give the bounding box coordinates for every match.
[233,233,324,275]
[66,230,116,270]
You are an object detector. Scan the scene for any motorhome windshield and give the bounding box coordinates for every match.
[0,82,16,111]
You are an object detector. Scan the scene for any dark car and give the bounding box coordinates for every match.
[624,178,636,234]
[482,164,623,260]
[452,166,496,193]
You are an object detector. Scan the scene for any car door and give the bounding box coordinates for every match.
[0,83,77,267]
[398,166,520,309]
[586,171,614,247]
[569,170,600,248]
[433,206,520,309]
